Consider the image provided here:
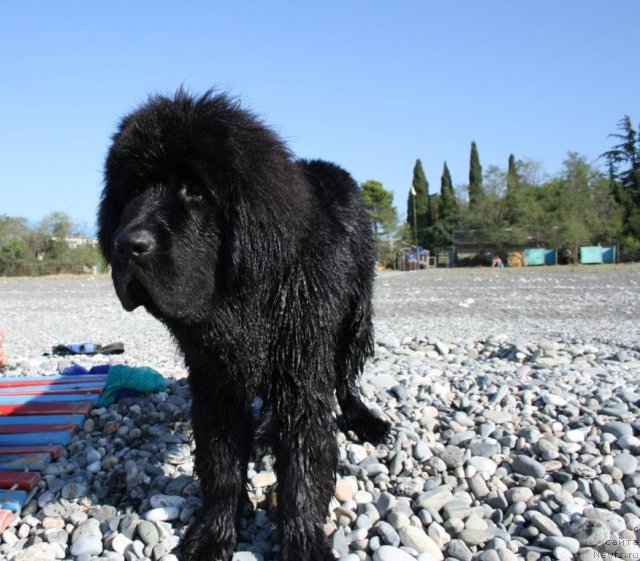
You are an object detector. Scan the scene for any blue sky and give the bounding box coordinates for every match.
[0,1,638,232]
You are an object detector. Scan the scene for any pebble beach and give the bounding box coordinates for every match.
[0,265,639,561]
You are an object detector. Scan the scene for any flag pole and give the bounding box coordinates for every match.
[411,185,417,270]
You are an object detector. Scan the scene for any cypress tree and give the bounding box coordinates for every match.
[504,154,521,225]
[439,162,458,225]
[468,141,484,209]
[407,159,430,246]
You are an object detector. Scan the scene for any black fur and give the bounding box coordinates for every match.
[98,90,389,561]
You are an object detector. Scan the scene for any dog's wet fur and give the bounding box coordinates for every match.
[98,90,389,561]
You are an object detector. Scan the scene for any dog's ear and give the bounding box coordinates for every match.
[98,169,124,263]
[97,195,118,263]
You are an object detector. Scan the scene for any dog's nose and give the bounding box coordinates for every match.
[113,229,156,257]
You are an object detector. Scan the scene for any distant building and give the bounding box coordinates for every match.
[51,236,99,249]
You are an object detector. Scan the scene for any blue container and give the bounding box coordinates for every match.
[544,249,557,265]
[601,245,616,264]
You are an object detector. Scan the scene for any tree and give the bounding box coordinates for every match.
[0,212,103,276]
[0,215,30,241]
[37,211,76,239]
[532,154,622,258]
[362,180,398,238]
[556,153,597,257]
[433,162,458,247]
[504,154,522,226]
[603,116,640,258]
[0,216,31,275]
[439,162,458,225]
[468,141,484,209]
[407,159,430,247]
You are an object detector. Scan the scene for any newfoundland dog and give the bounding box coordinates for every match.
[98,90,389,561]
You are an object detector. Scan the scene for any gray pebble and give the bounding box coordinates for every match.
[70,537,103,557]
[543,536,580,554]
[603,421,633,439]
[375,521,400,547]
[373,545,420,561]
[446,539,473,561]
[136,520,160,546]
[566,517,611,546]
[527,511,562,537]
[614,452,638,475]
[457,528,493,546]
[414,487,453,511]
[512,455,546,478]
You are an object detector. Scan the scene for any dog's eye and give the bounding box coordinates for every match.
[179,184,204,203]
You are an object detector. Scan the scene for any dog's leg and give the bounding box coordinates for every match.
[274,397,337,561]
[181,388,251,561]
[337,380,390,443]
[335,296,390,443]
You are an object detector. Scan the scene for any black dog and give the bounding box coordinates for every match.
[98,90,389,561]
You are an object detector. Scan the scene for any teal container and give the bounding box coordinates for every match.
[580,246,603,264]
[524,248,545,266]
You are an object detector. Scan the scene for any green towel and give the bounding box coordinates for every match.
[97,365,166,407]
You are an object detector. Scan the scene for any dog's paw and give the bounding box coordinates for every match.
[358,415,391,443]
[181,514,236,561]
[340,409,391,444]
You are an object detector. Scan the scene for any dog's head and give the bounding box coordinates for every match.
[98,90,294,323]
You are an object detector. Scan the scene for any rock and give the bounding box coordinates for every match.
[145,507,181,521]
[591,479,609,504]
[614,452,638,475]
[70,537,103,557]
[414,487,454,511]
[467,456,497,476]
[527,511,562,536]
[373,545,421,561]
[137,520,160,546]
[566,517,611,546]
[603,421,633,439]
[398,526,444,559]
[149,494,187,509]
[511,455,546,478]
[232,553,264,561]
[565,427,589,443]
[387,511,410,530]
[543,394,568,407]
[446,539,473,561]
[438,446,466,468]
[505,486,533,503]
[13,543,58,561]
[60,482,87,500]
[583,508,626,533]
[72,518,102,542]
[232,552,264,561]
[568,462,597,479]
[376,492,396,518]
[483,410,512,424]
[457,528,493,546]
[543,536,581,554]
[354,490,374,504]
[44,528,69,544]
[467,439,501,458]
[375,521,400,547]
[468,474,490,499]
[330,527,348,557]
[335,478,358,502]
